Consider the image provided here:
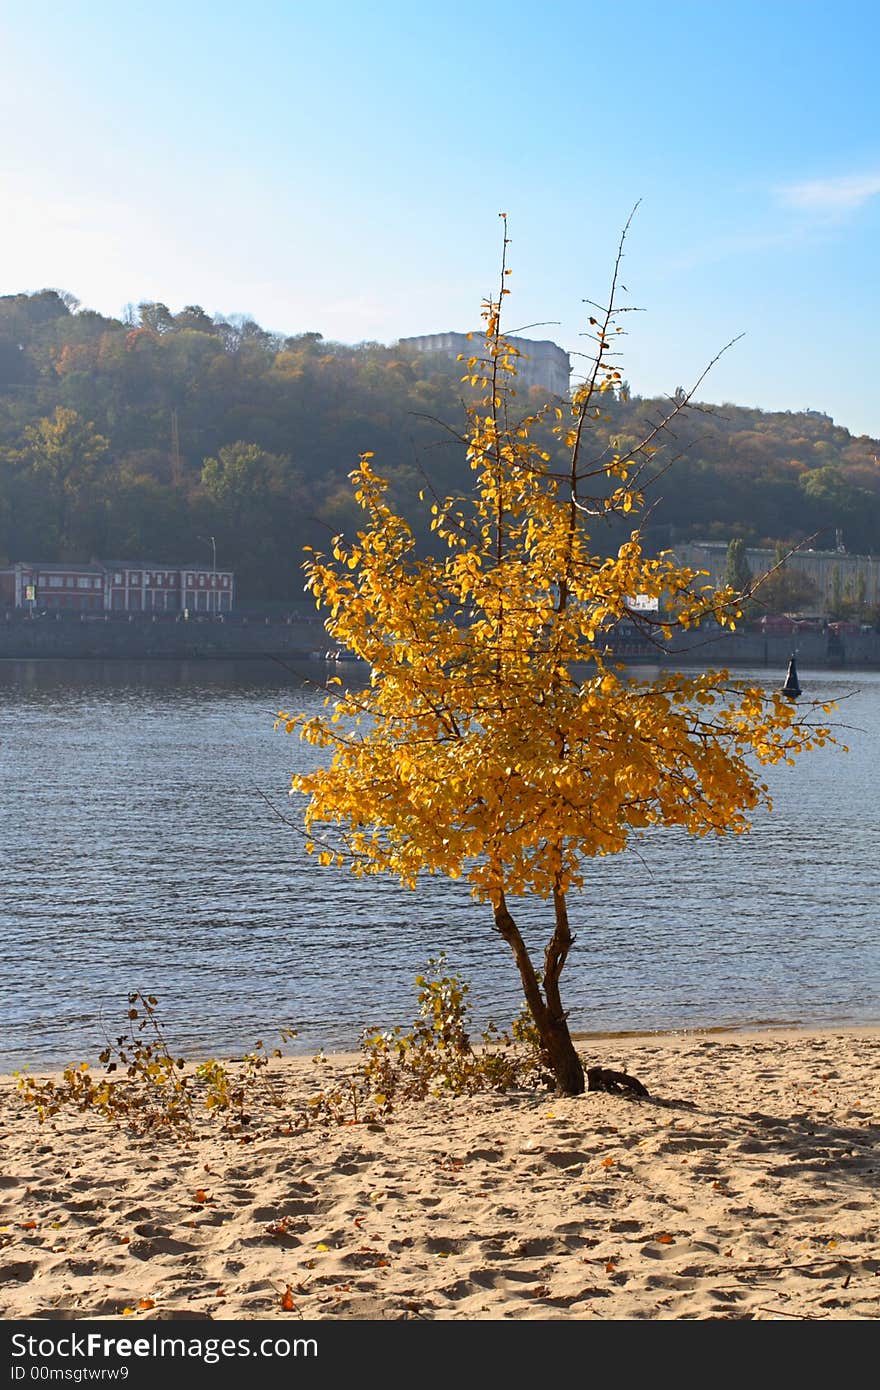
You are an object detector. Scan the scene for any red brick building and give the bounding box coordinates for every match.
[1,560,235,614]
[3,562,105,612]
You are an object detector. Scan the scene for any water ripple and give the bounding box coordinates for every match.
[1,658,877,1069]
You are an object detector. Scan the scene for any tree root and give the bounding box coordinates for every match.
[586,1065,650,1098]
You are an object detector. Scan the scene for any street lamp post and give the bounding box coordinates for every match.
[198,535,217,615]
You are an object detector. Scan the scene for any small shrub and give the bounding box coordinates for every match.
[357,952,552,1112]
[17,992,194,1136]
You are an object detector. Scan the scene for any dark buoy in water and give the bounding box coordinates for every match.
[781,654,802,700]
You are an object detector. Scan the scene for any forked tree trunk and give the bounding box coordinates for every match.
[493,890,585,1095]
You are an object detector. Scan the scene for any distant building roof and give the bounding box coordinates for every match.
[13,560,104,573]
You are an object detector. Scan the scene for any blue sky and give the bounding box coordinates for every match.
[3,0,880,433]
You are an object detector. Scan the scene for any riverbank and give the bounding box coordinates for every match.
[2,1027,877,1320]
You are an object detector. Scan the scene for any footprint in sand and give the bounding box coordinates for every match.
[541,1149,591,1169]
[127,1236,199,1259]
[251,1200,320,1221]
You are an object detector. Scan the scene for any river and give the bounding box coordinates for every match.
[1,657,877,1070]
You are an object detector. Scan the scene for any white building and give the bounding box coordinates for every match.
[399,331,571,399]
[674,541,880,614]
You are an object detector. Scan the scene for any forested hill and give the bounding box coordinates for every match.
[2,290,879,600]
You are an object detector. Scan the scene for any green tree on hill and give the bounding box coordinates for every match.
[724,537,753,592]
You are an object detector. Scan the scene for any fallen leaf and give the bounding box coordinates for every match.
[138,1298,155,1311]
[193,1190,211,1205]
[601,1157,614,1169]
[265,1218,293,1237]
[20,1221,37,1231]
[281,1285,296,1312]
[605,1261,616,1274]
[315,1242,330,1252]
[655,1234,675,1245]
[122,1308,135,1317]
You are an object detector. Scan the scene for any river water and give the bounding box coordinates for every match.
[1,658,877,1071]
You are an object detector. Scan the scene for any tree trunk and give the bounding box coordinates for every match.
[493,891,585,1095]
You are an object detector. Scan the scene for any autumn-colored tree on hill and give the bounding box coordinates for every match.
[280,219,833,1095]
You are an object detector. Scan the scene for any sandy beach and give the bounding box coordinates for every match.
[1,1027,877,1321]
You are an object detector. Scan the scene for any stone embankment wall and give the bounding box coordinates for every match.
[0,612,325,660]
[1,613,878,668]
[665,628,880,670]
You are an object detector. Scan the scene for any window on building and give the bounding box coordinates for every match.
[49,576,63,588]
[77,577,91,589]
[114,573,122,584]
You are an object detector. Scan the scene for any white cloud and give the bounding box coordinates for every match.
[779,172,880,212]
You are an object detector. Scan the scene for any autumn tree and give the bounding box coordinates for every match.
[21,406,110,555]
[279,220,833,1095]
[754,543,821,617]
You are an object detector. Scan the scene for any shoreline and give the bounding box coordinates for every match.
[7,1020,880,1078]
[2,1026,877,1320]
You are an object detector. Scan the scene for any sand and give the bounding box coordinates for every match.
[1,1027,877,1321]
